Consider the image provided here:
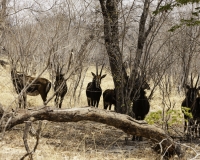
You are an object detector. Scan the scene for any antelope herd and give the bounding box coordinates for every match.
[2,60,200,140]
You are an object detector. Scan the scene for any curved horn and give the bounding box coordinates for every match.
[195,75,199,88]
[100,63,105,76]
[96,63,98,75]
[16,71,24,74]
[57,65,60,74]
[191,73,193,87]
[67,49,74,72]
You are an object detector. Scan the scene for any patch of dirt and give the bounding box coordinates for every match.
[0,121,159,160]
[42,121,159,159]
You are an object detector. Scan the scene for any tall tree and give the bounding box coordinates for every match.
[99,0,165,114]
[99,0,127,113]
[0,0,7,42]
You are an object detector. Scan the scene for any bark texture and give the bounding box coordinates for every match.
[99,0,128,113]
[0,106,183,158]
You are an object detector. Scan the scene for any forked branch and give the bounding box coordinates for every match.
[21,121,42,160]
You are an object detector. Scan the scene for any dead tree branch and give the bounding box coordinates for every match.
[21,121,33,160]
[0,106,183,158]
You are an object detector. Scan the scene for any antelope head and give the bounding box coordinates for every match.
[185,73,200,102]
[11,66,19,80]
[91,63,106,88]
[135,73,150,90]
[55,63,65,81]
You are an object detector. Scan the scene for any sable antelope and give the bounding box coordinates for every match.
[53,50,73,108]
[193,96,200,138]
[86,64,106,108]
[11,68,51,108]
[132,80,150,141]
[103,89,116,110]
[54,73,67,108]
[181,74,200,138]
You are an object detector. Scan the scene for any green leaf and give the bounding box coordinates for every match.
[181,107,193,118]
[168,24,181,32]
[176,0,200,4]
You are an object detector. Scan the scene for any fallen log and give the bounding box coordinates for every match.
[0,106,184,158]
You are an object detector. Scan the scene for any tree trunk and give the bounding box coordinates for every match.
[0,0,7,45]
[1,106,183,158]
[99,0,163,115]
[99,0,128,113]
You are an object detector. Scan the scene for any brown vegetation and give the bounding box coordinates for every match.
[0,66,185,159]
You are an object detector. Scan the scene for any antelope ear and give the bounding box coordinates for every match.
[91,72,96,77]
[185,84,190,89]
[101,74,107,79]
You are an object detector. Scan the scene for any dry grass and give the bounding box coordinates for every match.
[0,64,187,159]
[0,121,159,160]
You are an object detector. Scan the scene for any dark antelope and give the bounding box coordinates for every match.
[86,64,106,107]
[54,73,67,108]
[181,74,200,138]
[53,50,73,108]
[132,79,150,141]
[11,68,51,108]
[103,89,116,110]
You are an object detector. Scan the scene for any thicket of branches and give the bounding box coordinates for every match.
[0,0,200,159]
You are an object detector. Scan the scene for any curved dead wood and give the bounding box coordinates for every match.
[1,106,183,158]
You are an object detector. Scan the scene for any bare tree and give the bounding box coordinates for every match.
[98,0,173,115]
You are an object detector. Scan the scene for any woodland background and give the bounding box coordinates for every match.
[0,0,200,159]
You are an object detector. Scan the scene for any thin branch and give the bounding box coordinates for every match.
[33,121,42,152]
[21,121,33,160]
